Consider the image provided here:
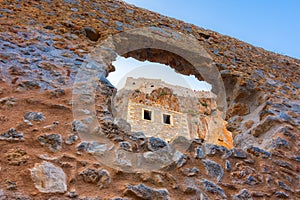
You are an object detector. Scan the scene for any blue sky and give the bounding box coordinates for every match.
[123,0,300,59]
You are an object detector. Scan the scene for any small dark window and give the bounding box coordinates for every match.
[151,85,154,87]
[132,82,135,85]
[143,110,152,120]
[163,114,171,124]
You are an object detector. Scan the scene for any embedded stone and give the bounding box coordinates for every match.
[65,134,78,145]
[0,128,24,141]
[272,137,290,149]
[225,160,231,171]
[77,141,107,155]
[37,133,62,152]
[273,160,293,171]
[277,180,293,192]
[182,178,199,194]
[173,151,187,168]
[232,189,253,200]
[246,146,271,158]
[202,159,223,181]
[79,168,111,188]
[201,179,226,199]
[245,175,258,185]
[24,111,45,121]
[147,137,167,152]
[181,167,199,177]
[202,143,227,156]
[119,141,132,151]
[30,161,67,193]
[124,184,170,200]
[274,191,289,198]
[232,148,247,159]
[195,146,205,159]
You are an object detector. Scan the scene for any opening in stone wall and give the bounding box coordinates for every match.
[143,109,152,121]
[163,114,171,125]
[106,55,229,144]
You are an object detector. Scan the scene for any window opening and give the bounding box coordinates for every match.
[163,114,171,124]
[143,109,152,120]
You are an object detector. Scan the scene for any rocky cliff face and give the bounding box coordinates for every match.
[0,0,299,199]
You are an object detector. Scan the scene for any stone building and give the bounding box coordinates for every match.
[115,77,232,147]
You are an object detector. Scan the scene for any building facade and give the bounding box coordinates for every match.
[114,77,233,148]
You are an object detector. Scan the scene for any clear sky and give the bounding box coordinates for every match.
[108,56,212,91]
[123,0,300,59]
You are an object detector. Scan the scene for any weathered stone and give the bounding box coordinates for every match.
[115,149,132,167]
[272,137,290,149]
[202,143,227,157]
[181,167,199,177]
[225,160,231,171]
[245,175,258,185]
[124,184,170,200]
[65,134,78,145]
[115,119,131,133]
[277,180,294,192]
[24,111,45,121]
[232,148,247,159]
[246,146,271,158]
[79,168,111,188]
[30,161,67,193]
[202,159,223,181]
[119,141,132,151]
[195,146,205,159]
[37,133,62,152]
[182,178,199,194]
[72,120,88,133]
[273,160,293,171]
[77,141,107,155]
[201,179,226,199]
[147,137,168,151]
[232,189,253,200]
[0,128,24,141]
[274,191,289,198]
[66,190,78,198]
[172,151,187,168]
[129,132,146,141]
[252,115,278,137]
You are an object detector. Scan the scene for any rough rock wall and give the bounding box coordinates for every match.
[0,0,299,199]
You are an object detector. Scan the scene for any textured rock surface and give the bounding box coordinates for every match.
[124,184,170,200]
[0,0,299,199]
[30,161,67,193]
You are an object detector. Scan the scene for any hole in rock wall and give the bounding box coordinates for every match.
[106,55,231,145]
